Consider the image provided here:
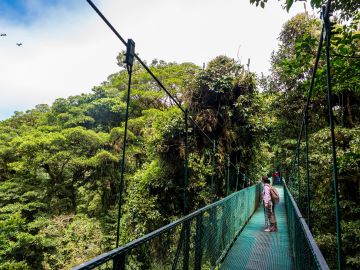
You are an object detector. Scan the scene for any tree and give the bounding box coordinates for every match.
[264,11,360,269]
[267,14,325,140]
[250,0,360,20]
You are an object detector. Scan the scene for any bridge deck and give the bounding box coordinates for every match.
[220,185,294,270]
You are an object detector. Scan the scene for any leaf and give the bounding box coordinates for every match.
[352,33,360,40]
[286,0,294,12]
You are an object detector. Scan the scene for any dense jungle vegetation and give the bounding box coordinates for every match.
[0,2,359,270]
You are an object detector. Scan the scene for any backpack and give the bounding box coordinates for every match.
[270,187,280,204]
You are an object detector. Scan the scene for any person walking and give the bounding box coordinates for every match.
[262,176,277,232]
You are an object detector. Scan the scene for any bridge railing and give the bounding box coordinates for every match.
[283,181,330,270]
[73,184,261,270]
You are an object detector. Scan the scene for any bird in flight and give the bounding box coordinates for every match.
[16,43,23,46]
[0,33,7,36]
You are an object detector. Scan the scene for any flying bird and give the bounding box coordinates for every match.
[0,33,6,36]
[16,43,23,46]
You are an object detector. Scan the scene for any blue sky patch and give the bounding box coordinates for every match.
[0,0,79,25]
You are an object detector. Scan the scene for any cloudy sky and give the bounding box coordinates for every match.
[0,0,313,120]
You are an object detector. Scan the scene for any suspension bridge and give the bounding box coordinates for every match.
[72,0,342,269]
[73,180,329,270]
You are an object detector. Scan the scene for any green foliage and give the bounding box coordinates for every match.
[0,207,50,269]
[122,158,170,243]
[299,127,360,269]
[250,0,360,20]
[197,56,242,94]
[1,58,261,268]
[342,220,360,268]
[39,214,104,269]
[3,8,358,266]
[262,8,360,268]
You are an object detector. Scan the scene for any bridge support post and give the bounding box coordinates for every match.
[113,254,126,270]
[208,206,218,267]
[194,215,203,270]
[183,220,190,270]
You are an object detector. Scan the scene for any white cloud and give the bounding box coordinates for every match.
[0,0,312,120]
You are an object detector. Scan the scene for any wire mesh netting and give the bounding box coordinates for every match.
[73,184,261,270]
[283,182,330,270]
[220,184,294,270]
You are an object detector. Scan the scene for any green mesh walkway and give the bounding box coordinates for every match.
[220,186,294,270]
[74,183,330,270]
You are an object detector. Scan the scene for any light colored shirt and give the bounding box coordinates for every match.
[263,183,271,204]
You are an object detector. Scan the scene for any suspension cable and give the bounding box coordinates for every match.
[115,39,135,248]
[304,112,311,230]
[292,0,343,267]
[292,18,325,211]
[295,26,324,152]
[290,1,325,229]
[86,0,216,147]
[184,109,189,215]
[323,2,343,268]
[86,0,248,211]
[85,1,182,108]
[211,139,216,197]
